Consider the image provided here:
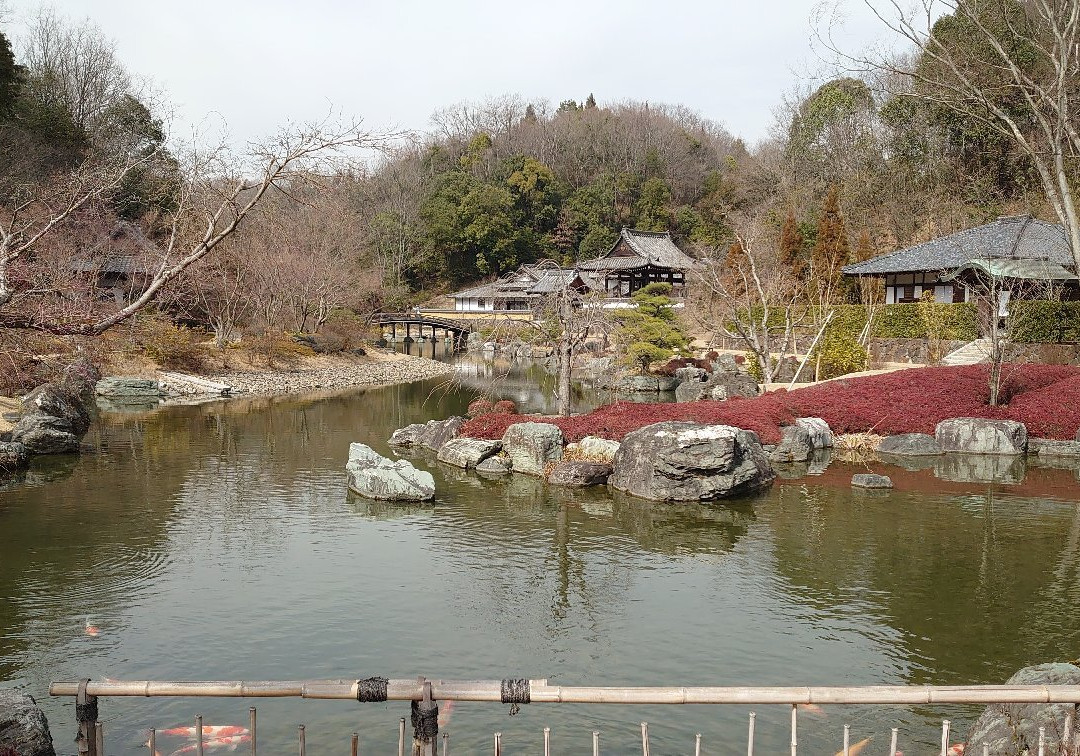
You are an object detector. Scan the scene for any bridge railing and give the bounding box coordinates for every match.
[49,677,1080,756]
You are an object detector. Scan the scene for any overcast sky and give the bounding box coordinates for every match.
[2,0,894,147]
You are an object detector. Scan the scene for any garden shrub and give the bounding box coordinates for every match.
[134,315,207,371]
[1009,301,1080,343]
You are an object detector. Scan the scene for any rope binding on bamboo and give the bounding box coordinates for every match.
[411,679,438,741]
[501,678,530,715]
[356,677,388,703]
[75,679,97,723]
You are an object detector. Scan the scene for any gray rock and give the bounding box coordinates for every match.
[770,424,813,463]
[0,441,29,472]
[609,421,775,501]
[346,443,435,501]
[22,383,91,436]
[795,417,834,449]
[657,376,679,392]
[616,375,660,393]
[501,422,563,476]
[851,473,893,489]
[936,418,1027,455]
[437,437,502,469]
[10,414,81,454]
[476,455,512,475]
[548,461,612,487]
[575,436,621,463]
[714,353,740,373]
[0,689,56,756]
[1029,438,1080,457]
[963,663,1080,755]
[877,433,943,456]
[388,416,465,452]
[466,332,483,350]
[675,370,759,403]
[95,377,165,398]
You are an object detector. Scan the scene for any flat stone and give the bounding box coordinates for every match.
[616,375,660,393]
[936,418,1027,455]
[388,416,465,452]
[95,377,165,398]
[346,443,434,501]
[0,689,56,756]
[796,417,834,449]
[877,433,943,456]
[609,421,775,501]
[437,438,502,469]
[964,663,1080,754]
[1029,438,1080,457]
[476,455,512,475]
[0,441,30,473]
[851,473,893,489]
[770,424,813,463]
[548,461,612,487]
[501,422,563,476]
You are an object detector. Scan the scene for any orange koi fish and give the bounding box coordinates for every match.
[168,734,250,755]
[835,737,872,756]
[799,703,826,716]
[160,726,249,738]
[438,699,455,729]
[84,618,100,637]
[948,745,965,755]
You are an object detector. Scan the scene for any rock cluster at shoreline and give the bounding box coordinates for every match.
[209,353,453,397]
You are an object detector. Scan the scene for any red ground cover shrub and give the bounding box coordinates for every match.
[493,399,517,414]
[459,364,1080,444]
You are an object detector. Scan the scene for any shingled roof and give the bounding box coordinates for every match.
[579,229,697,272]
[843,216,1074,276]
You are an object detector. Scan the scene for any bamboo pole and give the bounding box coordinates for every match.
[148,728,155,756]
[889,727,898,756]
[398,718,406,756]
[695,733,701,756]
[790,704,798,756]
[982,746,989,756]
[640,722,650,756]
[249,707,256,756]
[592,730,599,756]
[94,722,103,756]
[843,724,850,756]
[493,732,500,756]
[441,733,448,756]
[543,727,550,756]
[298,724,305,756]
[1038,726,1045,756]
[46,680,1080,705]
[747,712,756,756]
[940,720,950,756]
[351,733,359,756]
[1065,707,1074,752]
[196,715,203,756]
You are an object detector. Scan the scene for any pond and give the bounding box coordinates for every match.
[1,357,1078,754]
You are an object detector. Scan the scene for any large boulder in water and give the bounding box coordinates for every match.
[936,418,1027,455]
[547,461,612,487]
[388,416,465,452]
[795,417,833,449]
[0,689,56,756]
[878,433,943,456]
[501,422,563,476]
[963,663,1080,754]
[437,438,502,469]
[609,421,775,501]
[10,414,81,454]
[21,383,90,436]
[95,377,164,398]
[769,425,812,463]
[0,441,30,473]
[346,443,435,501]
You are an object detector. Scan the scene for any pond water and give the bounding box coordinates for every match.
[1,357,1079,755]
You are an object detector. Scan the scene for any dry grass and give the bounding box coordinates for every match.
[834,432,885,462]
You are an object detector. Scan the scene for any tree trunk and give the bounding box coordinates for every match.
[557,340,573,417]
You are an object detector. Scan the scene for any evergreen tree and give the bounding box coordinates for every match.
[585,93,597,109]
[779,212,807,279]
[0,30,19,119]
[811,185,850,301]
[617,283,688,373]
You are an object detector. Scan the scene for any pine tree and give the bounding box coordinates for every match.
[585,93,597,109]
[0,30,19,119]
[811,185,850,301]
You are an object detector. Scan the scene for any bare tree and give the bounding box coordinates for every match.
[821,0,1080,270]
[692,220,807,385]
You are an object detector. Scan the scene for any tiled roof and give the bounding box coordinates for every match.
[578,229,697,272]
[449,264,583,299]
[843,216,1074,275]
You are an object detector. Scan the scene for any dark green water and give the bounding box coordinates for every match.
[1,362,1079,755]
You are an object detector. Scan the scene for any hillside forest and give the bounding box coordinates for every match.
[0,1,1077,390]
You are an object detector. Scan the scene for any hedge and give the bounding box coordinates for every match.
[1008,301,1080,343]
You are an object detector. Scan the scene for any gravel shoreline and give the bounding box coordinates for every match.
[163,352,455,398]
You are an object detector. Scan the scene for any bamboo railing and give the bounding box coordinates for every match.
[50,678,1080,756]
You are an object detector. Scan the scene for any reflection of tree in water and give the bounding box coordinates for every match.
[765,477,1080,686]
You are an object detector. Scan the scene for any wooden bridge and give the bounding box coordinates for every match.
[373,312,473,343]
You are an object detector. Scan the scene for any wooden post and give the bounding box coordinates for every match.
[747,711,756,756]
[493,732,501,756]
[298,724,305,756]
[75,679,98,756]
[940,720,950,756]
[543,727,550,756]
[398,718,406,756]
[351,732,359,756]
[94,722,104,755]
[695,733,702,756]
[640,722,650,756]
[196,715,204,756]
[592,730,600,756]
[148,728,155,756]
[250,707,256,756]
[843,724,850,756]
[441,733,448,756]
[889,727,898,756]
[1038,726,1045,756]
